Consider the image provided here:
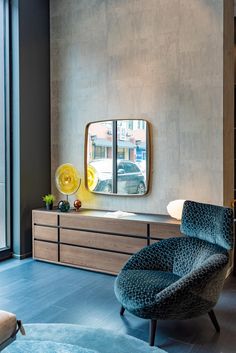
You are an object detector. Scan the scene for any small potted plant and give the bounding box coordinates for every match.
[42,194,55,210]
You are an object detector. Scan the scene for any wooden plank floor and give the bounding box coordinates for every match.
[0,259,235,352]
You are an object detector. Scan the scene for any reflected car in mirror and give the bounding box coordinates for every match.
[88,159,146,194]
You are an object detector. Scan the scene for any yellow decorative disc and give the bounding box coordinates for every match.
[55,163,81,195]
[87,165,98,191]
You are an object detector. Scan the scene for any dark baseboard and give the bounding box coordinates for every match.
[12,252,32,260]
[0,249,13,261]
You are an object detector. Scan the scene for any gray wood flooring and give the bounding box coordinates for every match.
[0,259,235,353]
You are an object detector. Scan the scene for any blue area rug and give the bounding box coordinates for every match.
[3,324,167,353]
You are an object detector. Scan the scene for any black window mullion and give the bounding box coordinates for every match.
[112,120,117,193]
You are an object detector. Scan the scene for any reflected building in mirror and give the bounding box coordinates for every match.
[88,120,146,164]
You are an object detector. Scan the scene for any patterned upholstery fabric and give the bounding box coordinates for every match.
[114,201,233,321]
[181,200,233,250]
[116,270,181,310]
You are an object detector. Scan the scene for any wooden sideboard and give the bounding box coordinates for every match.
[32,208,181,275]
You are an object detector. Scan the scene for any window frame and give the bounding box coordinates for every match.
[0,0,11,259]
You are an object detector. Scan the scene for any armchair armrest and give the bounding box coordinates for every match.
[148,253,229,318]
[0,312,25,352]
[0,311,17,347]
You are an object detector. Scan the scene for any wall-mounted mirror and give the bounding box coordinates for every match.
[85,119,150,196]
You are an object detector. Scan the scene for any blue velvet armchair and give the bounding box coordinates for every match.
[114,201,233,346]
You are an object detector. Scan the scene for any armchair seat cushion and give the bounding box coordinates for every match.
[115,270,180,310]
[0,310,17,345]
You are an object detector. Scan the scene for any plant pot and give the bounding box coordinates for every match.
[46,203,53,211]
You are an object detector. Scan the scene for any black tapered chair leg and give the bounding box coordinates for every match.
[208,310,220,332]
[149,319,157,346]
[120,306,125,316]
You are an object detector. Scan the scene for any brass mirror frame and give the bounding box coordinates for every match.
[84,119,151,196]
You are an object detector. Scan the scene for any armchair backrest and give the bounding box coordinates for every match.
[180,200,233,250]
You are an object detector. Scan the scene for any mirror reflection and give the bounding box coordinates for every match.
[86,119,149,196]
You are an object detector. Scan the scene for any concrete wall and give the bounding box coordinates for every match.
[50,0,234,214]
[12,0,50,257]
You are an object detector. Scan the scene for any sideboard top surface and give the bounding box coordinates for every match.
[33,208,180,226]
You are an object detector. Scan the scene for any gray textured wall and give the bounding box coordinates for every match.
[50,0,227,214]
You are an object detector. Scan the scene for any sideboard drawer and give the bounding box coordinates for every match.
[60,228,146,254]
[150,223,182,239]
[34,225,58,242]
[60,215,147,237]
[60,244,130,274]
[33,211,58,226]
[34,240,58,262]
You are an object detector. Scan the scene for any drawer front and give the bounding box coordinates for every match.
[150,223,182,239]
[60,228,146,254]
[34,240,58,262]
[33,211,58,226]
[34,225,58,242]
[60,244,130,274]
[60,215,147,237]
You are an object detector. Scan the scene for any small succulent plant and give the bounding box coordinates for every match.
[42,194,55,205]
